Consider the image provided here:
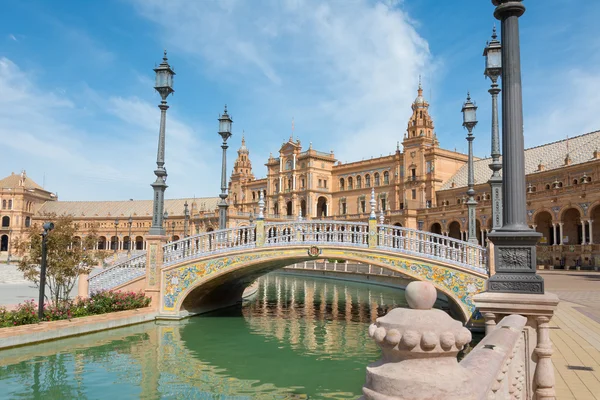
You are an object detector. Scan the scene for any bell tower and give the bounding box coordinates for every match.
[229,134,254,211]
[404,79,436,148]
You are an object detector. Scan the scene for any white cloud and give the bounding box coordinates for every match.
[8,34,17,42]
[524,68,600,146]
[130,0,432,164]
[0,57,218,201]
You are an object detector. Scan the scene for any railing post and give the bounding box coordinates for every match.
[145,234,167,309]
[256,219,265,247]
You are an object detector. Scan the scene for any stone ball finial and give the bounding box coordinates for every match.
[405,281,437,310]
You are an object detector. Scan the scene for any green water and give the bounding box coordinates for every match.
[0,273,449,399]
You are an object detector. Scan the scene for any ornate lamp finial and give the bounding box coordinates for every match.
[258,191,265,220]
[369,188,377,220]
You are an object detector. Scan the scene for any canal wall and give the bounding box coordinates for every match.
[0,308,157,350]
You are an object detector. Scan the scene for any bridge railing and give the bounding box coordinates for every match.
[377,224,487,273]
[88,253,147,293]
[163,225,256,266]
[264,221,370,247]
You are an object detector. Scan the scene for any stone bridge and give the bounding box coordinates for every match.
[87,219,488,324]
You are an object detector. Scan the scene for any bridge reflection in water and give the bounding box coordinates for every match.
[0,274,451,399]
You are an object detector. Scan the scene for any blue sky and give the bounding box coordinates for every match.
[1,0,599,201]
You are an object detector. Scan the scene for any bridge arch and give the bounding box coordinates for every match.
[160,245,485,325]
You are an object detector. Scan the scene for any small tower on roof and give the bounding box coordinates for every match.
[404,77,435,148]
[232,132,254,179]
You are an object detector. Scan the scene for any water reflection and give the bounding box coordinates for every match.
[0,273,449,399]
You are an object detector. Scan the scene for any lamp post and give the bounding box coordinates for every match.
[488,0,544,294]
[171,221,176,239]
[183,201,190,237]
[127,216,133,255]
[462,93,479,245]
[38,222,54,319]
[484,26,503,231]
[218,106,233,230]
[149,50,175,236]
[113,218,119,253]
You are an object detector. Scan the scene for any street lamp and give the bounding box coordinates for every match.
[171,221,176,239]
[183,201,190,237]
[484,26,503,231]
[127,216,133,255]
[218,105,233,230]
[488,0,544,294]
[462,93,478,245]
[114,218,119,253]
[149,50,175,236]
[38,222,54,319]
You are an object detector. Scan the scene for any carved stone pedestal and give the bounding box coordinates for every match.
[361,281,474,400]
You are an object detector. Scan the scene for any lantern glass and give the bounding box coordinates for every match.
[463,106,477,126]
[155,69,173,89]
[486,47,502,71]
[219,118,232,134]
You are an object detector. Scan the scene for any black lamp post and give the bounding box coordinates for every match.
[38,222,54,319]
[484,26,503,231]
[114,218,119,253]
[149,50,175,236]
[461,93,478,244]
[488,0,544,293]
[184,201,190,237]
[127,216,133,255]
[218,106,233,230]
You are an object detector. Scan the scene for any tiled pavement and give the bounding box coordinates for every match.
[540,271,600,399]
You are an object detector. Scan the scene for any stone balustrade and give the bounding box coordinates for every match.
[361,281,558,400]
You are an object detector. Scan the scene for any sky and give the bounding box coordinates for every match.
[1,0,600,201]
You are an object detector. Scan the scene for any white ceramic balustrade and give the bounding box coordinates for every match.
[90,220,487,293]
[88,253,147,293]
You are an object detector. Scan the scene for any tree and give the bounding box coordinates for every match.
[14,214,109,304]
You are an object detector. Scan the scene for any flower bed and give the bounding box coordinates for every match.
[0,291,151,328]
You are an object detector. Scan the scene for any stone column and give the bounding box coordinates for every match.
[559,223,564,245]
[581,221,587,245]
[77,273,89,299]
[589,219,593,244]
[552,223,557,246]
[535,316,556,399]
[145,234,167,309]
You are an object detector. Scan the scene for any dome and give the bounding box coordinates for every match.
[238,135,249,154]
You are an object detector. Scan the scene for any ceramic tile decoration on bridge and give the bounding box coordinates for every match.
[87,194,488,325]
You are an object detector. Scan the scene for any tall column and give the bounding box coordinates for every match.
[588,220,593,244]
[581,221,587,245]
[559,223,564,245]
[552,223,557,246]
[487,0,544,294]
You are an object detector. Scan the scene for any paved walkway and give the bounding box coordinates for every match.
[540,271,600,399]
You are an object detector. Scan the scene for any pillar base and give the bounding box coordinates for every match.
[487,230,544,294]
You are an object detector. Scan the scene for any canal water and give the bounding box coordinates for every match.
[0,273,451,399]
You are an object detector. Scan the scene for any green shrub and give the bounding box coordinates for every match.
[0,291,150,328]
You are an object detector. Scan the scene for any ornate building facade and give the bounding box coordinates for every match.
[2,86,599,269]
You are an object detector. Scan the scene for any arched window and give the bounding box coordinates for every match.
[348,177,353,190]
[285,160,292,170]
[374,173,380,186]
[1,200,5,210]
[365,174,371,187]
[1,216,9,227]
[7,200,12,210]
[356,175,362,189]
[252,192,256,201]
[25,216,31,227]
[383,171,389,185]
[339,178,345,191]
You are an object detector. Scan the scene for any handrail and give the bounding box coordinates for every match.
[88,253,147,293]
